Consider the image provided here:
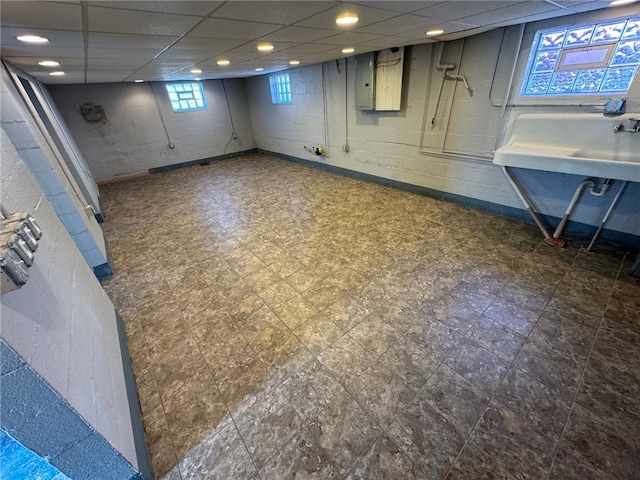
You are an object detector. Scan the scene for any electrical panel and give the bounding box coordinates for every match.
[354,52,375,110]
[1,212,42,294]
[354,48,405,111]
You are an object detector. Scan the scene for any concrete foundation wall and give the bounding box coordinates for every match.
[49,79,256,181]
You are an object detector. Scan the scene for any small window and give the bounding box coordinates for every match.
[269,73,291,104]
[520,17,640,97]
[165,82,207,112]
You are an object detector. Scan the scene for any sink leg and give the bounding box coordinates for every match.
[500,167,561,245]
[587,181,627,252]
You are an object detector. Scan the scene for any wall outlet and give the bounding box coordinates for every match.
[342,144,350,152]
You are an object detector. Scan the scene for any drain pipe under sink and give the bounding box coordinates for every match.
[552,178,612,242]
[500,166,559,244]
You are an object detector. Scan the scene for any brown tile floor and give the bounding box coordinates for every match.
[100,154,640,480]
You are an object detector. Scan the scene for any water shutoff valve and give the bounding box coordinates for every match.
[1,212,42,294]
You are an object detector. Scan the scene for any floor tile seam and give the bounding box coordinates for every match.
[543,307,610,480]
[541,251,630,478]
[442,384,555,480]
[411,357,496,479]
[443,285,562,479]
[183,321,228,402]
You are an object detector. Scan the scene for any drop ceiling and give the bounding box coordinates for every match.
[0,0,619,85]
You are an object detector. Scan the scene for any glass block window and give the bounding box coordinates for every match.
[166,83,207,112]
[269,73,291,104]
[521,17,640,97]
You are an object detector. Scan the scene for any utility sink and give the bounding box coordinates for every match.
[494,113,640,182]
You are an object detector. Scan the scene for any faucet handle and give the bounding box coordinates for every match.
[614,122,625,133]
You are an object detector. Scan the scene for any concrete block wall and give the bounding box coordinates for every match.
[49,78,256,180]
[0,127,141,476]
[245,5,640,240]
[1,67,110,273]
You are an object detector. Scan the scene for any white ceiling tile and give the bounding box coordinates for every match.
[188,18,282,40]
[314,31,389,46]
[399,20,480,39]
[224,41,298,54]
[3,56,85,69]
[294,3,402,30]
[211,1,337,25]
[87,58,150,70]
[0,1,82,30]
[171,37,247,52]
[1,45,85,58]
[278,43,338,54]
[355,14,440,35]
[266,26,338,43]
[88,47,159,60]
[157,50,215,62]
[351,1,443,14]
[88,6,202,35]
[459,2,559,26]
[1,27,83,48]
[412,1,522,20]
[88,1,220,16]
[89,33,178,49]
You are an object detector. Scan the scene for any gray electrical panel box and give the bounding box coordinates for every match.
[354,52,375,110]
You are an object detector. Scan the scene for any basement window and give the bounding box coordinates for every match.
[520,17,640,97]
[269,73,291,104]
[166,83,207,112]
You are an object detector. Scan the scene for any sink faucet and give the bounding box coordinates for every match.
[613,118,640,133]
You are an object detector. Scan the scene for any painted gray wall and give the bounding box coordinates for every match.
[49,78,256,180]
[0,126,139,469]
[245,6,640,238]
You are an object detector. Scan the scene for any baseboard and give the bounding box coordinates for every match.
[148,148,258,175]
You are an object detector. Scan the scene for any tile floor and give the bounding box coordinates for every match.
[100,154,640,480]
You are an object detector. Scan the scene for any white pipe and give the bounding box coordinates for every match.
[501,166,553,240]
[553,179,595,239]
[553,178,612,239]
[435,42,456,72]
[493,23,526,152]
[588,181,628,251]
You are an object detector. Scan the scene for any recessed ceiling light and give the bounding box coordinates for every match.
[289,60,300,65]
[38,60,60,67]
[48,71,65,76]
[217,59,230,66]
[134,79,144,83]
[257,43,274,52]
[426,29,445,36]
[609,0,636,5]
[336,14,358,26]
[255,67,264,71]
[341,47,355,54]
[17,35,49,44]
[190,68,202,73]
